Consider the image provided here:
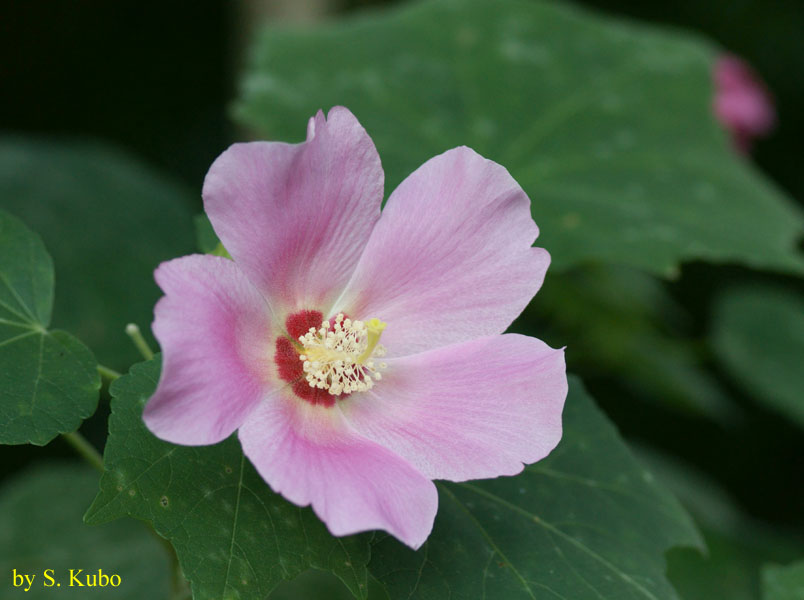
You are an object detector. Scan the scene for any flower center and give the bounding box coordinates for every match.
[298,314,388,396]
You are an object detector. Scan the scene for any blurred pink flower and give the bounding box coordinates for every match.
[714,54,775,153]
[142,107,567,549]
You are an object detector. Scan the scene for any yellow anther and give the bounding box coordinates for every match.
[297,314,388,396]
[357,318,387,364]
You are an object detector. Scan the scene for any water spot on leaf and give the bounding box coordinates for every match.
[499,39,550,65]
[601,93,624,112]
[626,182,644,197]
[593,143,613,159]
[615,129,636,148]
[472,117,496,139]
[455,26,478,47]
[562,213,581,229]
[695,182,716,202]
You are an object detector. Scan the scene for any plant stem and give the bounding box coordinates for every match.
[125,323,154,361]
[62,431,104,473]
[97,364,121,381]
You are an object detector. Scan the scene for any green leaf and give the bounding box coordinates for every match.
[0,462,170,599]
[763,561,804,600]
[194,213,231,258]
[85,358,370,600]
[269,570,361,600]
[529,265,736,420]
[194,213,220,254]
[636,445,803,600]
[235,0,804,278]
[0,210,99,445]
[367,376,702,599]
[0,138,196,368]
[711,285,804,428]
[669,531,768,600]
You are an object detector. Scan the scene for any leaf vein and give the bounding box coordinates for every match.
[221,453,246,597]
[440,484,538,600]
[457,482,662,600]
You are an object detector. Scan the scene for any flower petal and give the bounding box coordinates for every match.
[144,255,276,445]
[239,396,438,549]
[340,334,566,481]
[713,55,775,154]
[336,146,549,356]
[202,106,383,313]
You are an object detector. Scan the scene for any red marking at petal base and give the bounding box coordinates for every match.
[274,336,302,383]
[275,308,340,407]
[286,310,324,340]
[292,379,336,407]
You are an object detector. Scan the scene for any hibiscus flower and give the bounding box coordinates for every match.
[143,107,567,549]
[713,54,775,154]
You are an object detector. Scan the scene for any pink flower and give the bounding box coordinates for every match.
[713,54,775,154]
[142,107,567,549]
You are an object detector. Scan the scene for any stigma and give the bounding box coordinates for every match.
[298,314,388,396]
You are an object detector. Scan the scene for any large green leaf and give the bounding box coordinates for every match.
[0,210,99,445]
[711,285,804,428]
[0,462,170,598]
[367,377,702,599]
[85,358,371,600]
[235,0,804,278]
[763,561,804,600]
[0,138,196,368]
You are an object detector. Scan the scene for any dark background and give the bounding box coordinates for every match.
[1,0,802,539]
[2,0,802,199]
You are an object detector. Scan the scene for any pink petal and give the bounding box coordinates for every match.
[239,396,438,549]
[340,334,566,481]
[144,255,277,445]
[336,146,549,357]
[202,106,383,314]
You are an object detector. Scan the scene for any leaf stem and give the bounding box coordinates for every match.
[125,323,154,361]
[62,431,104,473]
[97,364,121,381]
